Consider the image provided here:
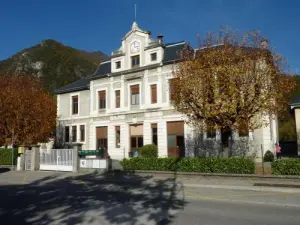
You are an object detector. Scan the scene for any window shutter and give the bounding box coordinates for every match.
[131,85,139,94]
[115,90,120,108]
[151,84,157,104]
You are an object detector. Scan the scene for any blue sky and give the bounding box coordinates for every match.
[0,0,299,73]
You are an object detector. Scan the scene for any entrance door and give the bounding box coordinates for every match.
[167,121,185,157]
[130,124,143,157]
[96,127,108,150]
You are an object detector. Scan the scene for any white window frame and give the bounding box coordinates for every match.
[115,61,121,69]
[96,87,108,112]
[64,125,70,143]
[79,124,86,143]
[148,81,159,105]
[128,82,142,107]
[70,92,80,116]
[115,125,121,148]
[65,123,87,144]
[150,52,157,62]
[114,88,122,110]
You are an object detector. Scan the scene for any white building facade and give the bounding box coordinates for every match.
[55,22,278,160]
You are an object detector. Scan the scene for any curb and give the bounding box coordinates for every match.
[132,170,300,180]
[182,183,300,193]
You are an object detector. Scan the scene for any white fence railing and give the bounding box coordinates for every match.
[40,149,73,171]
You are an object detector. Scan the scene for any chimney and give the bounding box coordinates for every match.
[261,39,268,49]
[157,34,164,44]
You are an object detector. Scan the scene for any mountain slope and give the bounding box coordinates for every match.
[0,39,108,92]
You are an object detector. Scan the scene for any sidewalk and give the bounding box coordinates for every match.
[133,172,300,193]
[1,170,300,194]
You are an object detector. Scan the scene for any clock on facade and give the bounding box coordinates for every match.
[130,41,140,53]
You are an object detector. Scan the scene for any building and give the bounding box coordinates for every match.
[290,97,300,156]
[55,21,278,160]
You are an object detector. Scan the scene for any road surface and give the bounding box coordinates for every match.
[0,171,299,225]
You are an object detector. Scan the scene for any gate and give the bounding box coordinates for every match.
[25,150,32,171]
[40,149,73,171]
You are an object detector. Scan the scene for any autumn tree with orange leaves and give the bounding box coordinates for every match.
[172,28,295,152]
[0,75,56,146]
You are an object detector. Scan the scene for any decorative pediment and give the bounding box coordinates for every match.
[122,21,149,41]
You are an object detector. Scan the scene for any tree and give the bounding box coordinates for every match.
[0,75,56,146]
[171,27,295,150]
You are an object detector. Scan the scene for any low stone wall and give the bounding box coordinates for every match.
[79,157,112,171]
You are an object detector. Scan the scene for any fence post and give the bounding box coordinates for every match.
[72,143,82,172]
[31,145,40,171]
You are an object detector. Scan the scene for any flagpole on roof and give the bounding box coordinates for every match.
[134,4,137,22]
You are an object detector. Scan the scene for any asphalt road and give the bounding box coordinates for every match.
[0,171,300,225]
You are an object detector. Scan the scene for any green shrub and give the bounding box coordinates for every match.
[120,157,255,174]
[264,150,274,162]
[0,148,18,165]
[140,144,158,158]
[272,159,300,175]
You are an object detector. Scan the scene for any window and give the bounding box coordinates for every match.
[131,136,143,148]
[97,138,107,150]
[131,55,140,68]
[152,124,157,145]
[80,125,85,142]
[239,120,249,137]
[115,61,121,69]
[131,137,137,148]
[98,90,106,109]
[151,52,157,61]
[167,135,176,147]
[115,90,120,108]
[169,79,175,101]
[138,137,143,147]
[151,84,157,104]
[65,126,70,142]
[72,96,78,114]
[72,126,77,142]
[115,126,120,148]
[207,127,216,138]
[131,85,140,105]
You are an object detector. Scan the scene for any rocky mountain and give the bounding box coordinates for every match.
[0,39,108,92]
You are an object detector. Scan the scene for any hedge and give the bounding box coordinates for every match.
[272,159,300,175]
[264,150,274,162]
[121,157,255,174]
[140,144,158,158]
[0,148,18,165]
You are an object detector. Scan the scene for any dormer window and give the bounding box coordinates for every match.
[151,53,157,61]
[131,55,140,68]
[115,61,121,69]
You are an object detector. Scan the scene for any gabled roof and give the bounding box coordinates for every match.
[163,41,186,64]
[122,21,150,40]
[93,61,111,79]
[55,78,90,94]
[290,95,300,109]
[55,41,187,94]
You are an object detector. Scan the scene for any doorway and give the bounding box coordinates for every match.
[96,126,108,150]
[167,121,185,157]
[130,124,143,157]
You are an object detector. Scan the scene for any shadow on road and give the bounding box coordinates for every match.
[0,167,10,173]
[0,171,187,225]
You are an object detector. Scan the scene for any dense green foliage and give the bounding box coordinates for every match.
[121,157,255,174]
[0,39,108,92]
[140,144,158,158]
[0,148,18,165]
[272,159,300,175]
[263,150,275,162]
[278,75,300,141]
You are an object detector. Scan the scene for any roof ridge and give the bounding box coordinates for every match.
[165,41,186,47]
